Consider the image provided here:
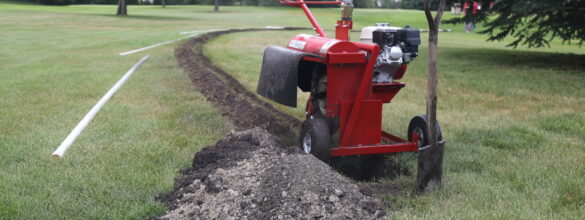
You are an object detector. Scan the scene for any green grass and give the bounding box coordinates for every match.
[1,1,584,219]
[0,2,246,219]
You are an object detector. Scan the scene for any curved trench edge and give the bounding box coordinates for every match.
[175,28,310,144]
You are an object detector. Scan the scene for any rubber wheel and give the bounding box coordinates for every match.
[299,118,331,161]
[407,115,442,149]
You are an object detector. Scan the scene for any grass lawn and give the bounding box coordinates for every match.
[1,1,584,219]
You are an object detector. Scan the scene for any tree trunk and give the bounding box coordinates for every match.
[214,0,219,12]
[117,0,127,16]
[162,0,166,8]
[239,0,243,6]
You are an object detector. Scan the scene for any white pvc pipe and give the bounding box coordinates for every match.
[119,38,185,56]
[265,26,285,30]
[52,55,150,158]
[120,29,229,56]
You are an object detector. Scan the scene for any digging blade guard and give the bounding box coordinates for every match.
[257,46,315,107]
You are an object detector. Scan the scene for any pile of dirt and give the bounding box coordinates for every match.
[157,128,386,219]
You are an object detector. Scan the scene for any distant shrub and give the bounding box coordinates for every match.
[400,0,441,10]
[34,0,76,5]
[379,0,401,9]
[24,0,140,5]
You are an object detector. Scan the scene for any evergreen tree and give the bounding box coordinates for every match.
[445,0,585,48]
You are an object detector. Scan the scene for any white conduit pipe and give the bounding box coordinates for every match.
[52,55,150,158]
[120,29,226,56]
[119,37,184,56]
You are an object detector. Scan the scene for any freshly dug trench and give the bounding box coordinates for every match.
[157,128,386,219]
[175,28,306,144]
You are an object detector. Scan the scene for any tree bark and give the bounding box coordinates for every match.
[214,0,219,12]
[117,0,127,16]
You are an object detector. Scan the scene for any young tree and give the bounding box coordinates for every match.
[418,0,446,191]
[117,0,127,16]
[445,0,585,48]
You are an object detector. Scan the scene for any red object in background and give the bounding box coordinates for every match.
[463,1,478,14]
[280,0,420,156]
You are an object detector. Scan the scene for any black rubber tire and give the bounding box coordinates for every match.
[299,118,331,161]
[407,115,442,148]
[305,95,338,134]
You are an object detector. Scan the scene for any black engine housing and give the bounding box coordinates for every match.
[372,26,420,57]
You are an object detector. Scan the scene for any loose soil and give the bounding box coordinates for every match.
[157,28,409,219]
[157,128,386,219]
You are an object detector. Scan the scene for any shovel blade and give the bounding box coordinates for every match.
[416,141,445,191]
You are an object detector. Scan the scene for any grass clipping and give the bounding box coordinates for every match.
[157,128,385,219]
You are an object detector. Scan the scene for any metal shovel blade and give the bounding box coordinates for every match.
[416,140,445,191]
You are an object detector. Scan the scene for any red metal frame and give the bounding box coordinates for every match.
[281,0,420,157]
[335,20,352,41]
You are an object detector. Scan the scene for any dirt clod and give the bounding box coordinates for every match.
[157,128,385,219]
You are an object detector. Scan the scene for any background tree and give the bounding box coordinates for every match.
[214,0,219,11]
[401,0,440,10]
[353,0,375,8]
[117,0,127,15]
[445,0,585,48]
